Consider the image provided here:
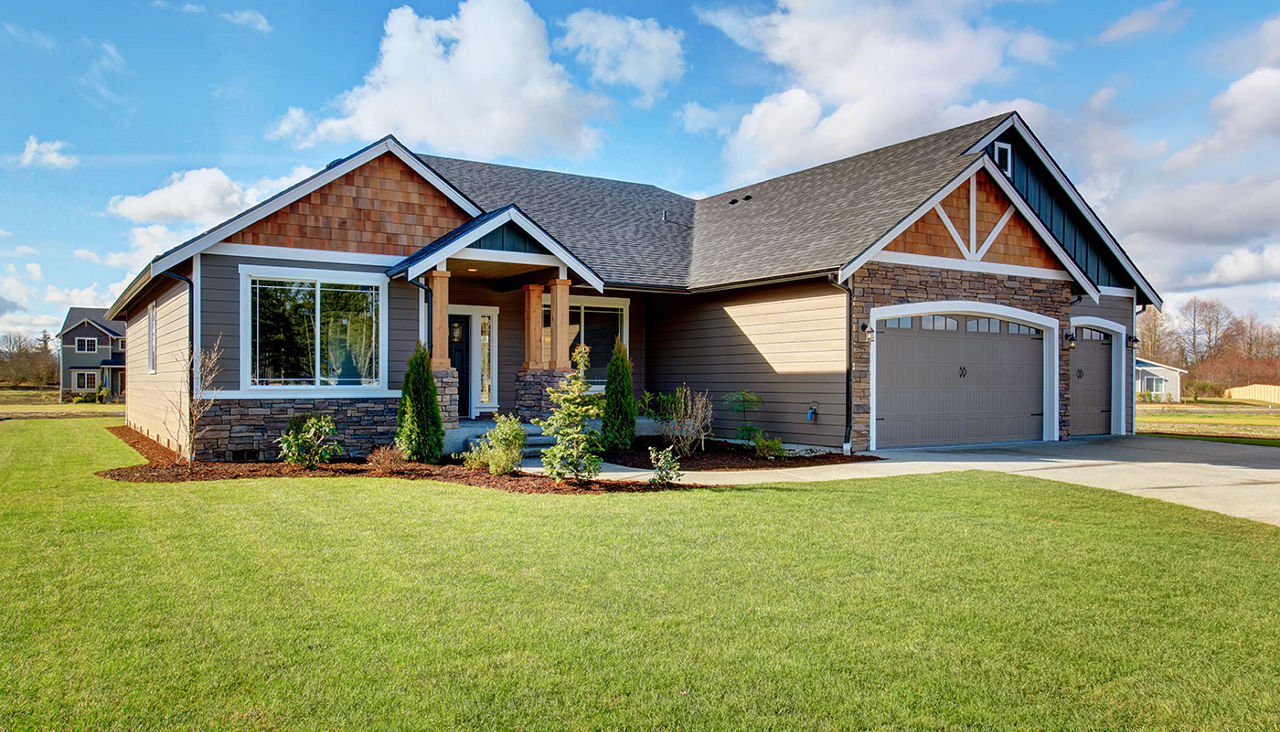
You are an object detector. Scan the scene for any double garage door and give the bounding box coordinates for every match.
[875,314,1045,448]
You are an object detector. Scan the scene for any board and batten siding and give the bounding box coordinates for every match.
[1070,293,1136,432]
[200,254,419,391]
[646,279,847,448]
[125,278,190,450]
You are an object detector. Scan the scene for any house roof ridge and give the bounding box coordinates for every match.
[417,153,693,200]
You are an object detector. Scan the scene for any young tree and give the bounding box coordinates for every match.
[1136,308,1179,365]
[534,345,603,482]
[396,343,444,462]
[601,337,636,452]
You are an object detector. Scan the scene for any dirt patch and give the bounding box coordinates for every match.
[98,425,722,494]
[603,436,881,471]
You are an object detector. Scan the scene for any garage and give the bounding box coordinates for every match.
[874,312,1047,448]
[1070,327,1113,436]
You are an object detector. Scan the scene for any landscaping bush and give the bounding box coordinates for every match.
[725,390,766,441]
[285,412,317,436]
[277,415,344,468]
[96,386,109,404]
[534,345,602,482]
[751,431,785,459]
[458,414,527,475]
[396,344,444,462]
[365,445,405,474]
[659,385,714,456]
[601,337,636,452]
[648,446,682,486]
[71,396,84,404]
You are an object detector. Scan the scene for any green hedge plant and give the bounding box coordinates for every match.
[278,415,344,468]
[601,337,636,452]
[534,345,602,482]
[396,344,444,463]
[459,414,527,475]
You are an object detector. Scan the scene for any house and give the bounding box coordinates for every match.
[105,111,1160,460]
[58,307,127,402]
[1134,358,1186,402]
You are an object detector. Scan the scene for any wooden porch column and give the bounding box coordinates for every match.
[549,278,571,370]
[428,269,451,370]
[522,284,545,369]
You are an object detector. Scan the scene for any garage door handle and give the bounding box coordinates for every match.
[958,366,967,378]
[1076,368,1084,378]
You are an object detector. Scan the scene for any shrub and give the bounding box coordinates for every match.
[725,390,766,441]
[648,446,683,486]
[659,385,714,457]
[71,396,84,404]
[601,337,637,452]
[534,345,603,482]
[96,386,109,404]
[458,414,527,475]
[286,412,317,436]
[277,415,344,468]
[396,344,444,462]
[751,431,784,459]
[365,445,405,474]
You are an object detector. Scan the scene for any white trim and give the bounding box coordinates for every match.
[968,176,977,256]
[192,253,202,387]
[147,303,157,374]
[206,242,405,267]
[872,251,1074,281]
[402,207,605,291]
[538,293,630,390]
[934,203,969,259]
[1070,316,1128,436]
[207,388,403,400]
[993,141,1013,176]
[74,337,98,353]
[151,136,482,276]
[964,114,1162,308]
[418,285,426,345]
[868,300,1060,450]
[973,205,1015,261]
[1134,357,1187,374]
[1099,286,1136,298]
[448,249,563,268]
[447,304,500,417]
[72,369,100,392]
[59,318,118,339]
[237,264,390,395]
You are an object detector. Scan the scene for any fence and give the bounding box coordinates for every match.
[1224,384,1280,404]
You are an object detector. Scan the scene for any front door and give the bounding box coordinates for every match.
[448,315,471,418]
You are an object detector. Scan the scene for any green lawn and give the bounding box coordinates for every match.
[1147,433,1280,448]
[0,402,124,415]
[4,418,1280,727]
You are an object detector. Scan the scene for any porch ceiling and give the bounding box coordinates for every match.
[447,258,556,281]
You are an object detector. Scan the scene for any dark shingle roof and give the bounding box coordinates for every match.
[419,155,695,289]
[419,114,1008,290]
[59,307,123,337]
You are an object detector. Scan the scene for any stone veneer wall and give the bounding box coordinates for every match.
[433,368,459,429]
[515,369,570,420]
[195,398,400,462]
[848,262,1074,450]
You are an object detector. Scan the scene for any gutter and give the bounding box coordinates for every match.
[827,273,854,455]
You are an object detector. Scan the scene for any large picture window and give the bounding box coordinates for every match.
[541,297,628,387]
[249,276,381,388]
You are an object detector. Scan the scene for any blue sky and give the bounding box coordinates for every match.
[2,0,1279,337]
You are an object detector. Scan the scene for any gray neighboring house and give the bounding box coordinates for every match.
[59,307,126,402]
[1135,358,1185,402]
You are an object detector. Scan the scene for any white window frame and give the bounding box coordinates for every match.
[237,264,390,398]
[447,304,500,417]
[73,370,99,391]
[75,337,97,353]
[540,293,630,392]
[147,303,157,374]
[994,141,1013,177]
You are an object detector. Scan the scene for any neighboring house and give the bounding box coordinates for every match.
[1134,358,1186,402]
[58,307,127,402]
[106,111,1160,460]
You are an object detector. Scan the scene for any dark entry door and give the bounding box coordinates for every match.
[448,315,470,418]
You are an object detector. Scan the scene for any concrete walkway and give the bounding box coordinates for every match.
[524,436,1280,525]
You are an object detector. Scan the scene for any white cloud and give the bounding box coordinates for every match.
[153,1,207,12]
[1194,243,1280,288]
[3,277,36,303]
[219,10,272,33]
[24,263,42,281]
[44,283,113,308]
[0,312,60,339]
[265,107,312,141]
[0,294,22,316]
[696,1,1060,183]
[78,40,133,114]
[557,9,684,108]
[1,23,57,53]
[679,101,745,136]
[106,165,314,227]
[1096,0,1187,43]
[278,0,605,159]
[0,229,10,237]
[15,245,37,256]
[4,264,13,275]
[1109,175,1280,246]
[1166,67,1280,168]
[20,136,78,169]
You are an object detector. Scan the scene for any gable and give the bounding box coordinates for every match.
[224,152,471,257]
[884,169,1062,271]
[468,221,551,256]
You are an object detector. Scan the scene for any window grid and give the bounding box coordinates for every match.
[75,337,97,353]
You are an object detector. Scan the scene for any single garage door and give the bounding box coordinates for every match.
[1071,327,1112,436]
[876,314,1044,448]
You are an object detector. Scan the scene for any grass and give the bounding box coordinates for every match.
[1136,412,1280,426]
[1137,400,1280,440]
[0,387,122,416]
[1147,433,1280,448]
[3,418,1280,727]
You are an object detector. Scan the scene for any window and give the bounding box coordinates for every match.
[1009,322,1042,336]
[994,141,1013,177]
[1080,327,1111,342]
[541,298,627,386]
[75,337,97,353]
[1144,376,1164,393]
[921,315,958,331]
[966,317,1000,333]
[879,317,911,329]
[250,277,380,387]
[74,371,98,391]
[117,338,125,351]
[147,303,157,373]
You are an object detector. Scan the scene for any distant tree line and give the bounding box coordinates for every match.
[0,331,59,386]
[1137,297,1280,397]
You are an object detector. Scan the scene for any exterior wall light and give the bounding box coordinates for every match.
[859,321,875,342]
[1063,332,1077,349]
[1127,335,1140,349]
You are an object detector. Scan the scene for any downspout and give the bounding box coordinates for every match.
[408,277,433,354]
[828,273,854,455]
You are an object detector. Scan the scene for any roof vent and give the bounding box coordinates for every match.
[325,158,344,169]
[742,195,752,201]
[728,198,739,205]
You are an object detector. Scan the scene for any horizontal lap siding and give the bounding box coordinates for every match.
[646,280,847,448]
[126,278,189,451]
[1071,294,1136,431]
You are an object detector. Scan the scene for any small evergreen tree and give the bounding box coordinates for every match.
[534,345,602,482]
[601,337,636,452]
[396,343,444,462]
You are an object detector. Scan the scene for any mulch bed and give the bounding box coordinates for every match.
[602,435,881,471]
[99,425,722,494]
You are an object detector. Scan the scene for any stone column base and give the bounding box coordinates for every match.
[433,368,460,429]
[515,369,570,421]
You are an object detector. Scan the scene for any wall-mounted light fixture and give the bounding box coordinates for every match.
[1127,335,1140,349]
[1063,332,1077,349]
[859,321,875,342]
